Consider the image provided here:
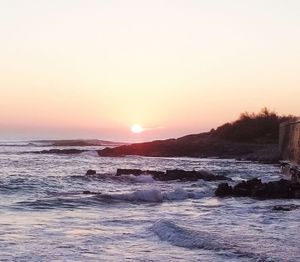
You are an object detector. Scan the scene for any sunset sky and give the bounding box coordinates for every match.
[1,0,300,141]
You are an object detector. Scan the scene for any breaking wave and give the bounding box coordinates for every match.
[151,219,271,261]
[80,150,99,157]
[16,187,211,210]
[108,187,203,202]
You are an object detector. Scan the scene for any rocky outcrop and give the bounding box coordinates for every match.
[159,169,228,182]
[33,139,126,147]
[87,168,229,182]
[35,149,86,154]
[215,178,300,199]
[97,133,279,163]
[215,183,233,196]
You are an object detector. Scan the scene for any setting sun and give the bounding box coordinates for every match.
[131,124,144,134]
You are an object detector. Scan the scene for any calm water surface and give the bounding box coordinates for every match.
[0,142,299,261]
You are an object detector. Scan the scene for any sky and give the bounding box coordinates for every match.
[0,0,300,141]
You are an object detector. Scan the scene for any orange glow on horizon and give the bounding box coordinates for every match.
[0,1,300,140]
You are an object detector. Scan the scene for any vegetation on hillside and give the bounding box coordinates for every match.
[212,108,296,143]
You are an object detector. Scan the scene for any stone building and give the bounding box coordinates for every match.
[279,118,300,165]
[279,118,300,182]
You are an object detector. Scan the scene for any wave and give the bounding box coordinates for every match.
[106,187,200,202]
[15,187,211,210]
[80,150,99,157]
[150,220,272,261]
[151,219,220,249]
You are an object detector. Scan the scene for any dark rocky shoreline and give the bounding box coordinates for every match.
[32,149,87,154]
[215,178,300,199]
[97,133,280,164]
[86,168,300,200]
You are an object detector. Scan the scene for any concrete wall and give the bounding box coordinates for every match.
[279,118,300,165]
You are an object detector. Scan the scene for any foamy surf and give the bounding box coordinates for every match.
[1,145,295,261]
[80,150,99,157]
[16,186,211,209]
[106,186,210,203]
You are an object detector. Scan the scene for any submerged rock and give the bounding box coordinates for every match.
[35,149,86,154]
[86,169,97,176]
[273,205,299,211]
[215,178,300,199]
[82,190,101,195]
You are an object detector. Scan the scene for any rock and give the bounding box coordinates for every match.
[233,178,262,197]
[290,182,300,198]
[144,171,165,179]
[215,178,300,199]
[215,183,233,197]
[273,205,299,211]
[161,169,228,182]
[264,179,292,198]
[36,149,86,154]
[114,168,228,182]
[82,190,101,195]
[86,169,97,176]
[161,170,197,181]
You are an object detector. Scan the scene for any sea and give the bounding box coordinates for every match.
[0,141,299,262]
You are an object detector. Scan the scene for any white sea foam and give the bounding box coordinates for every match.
[2,145,293,261]
[164,187,189,200]
[108,187,207,203]
[80,150,99,157]
[113,188,163,202]
[128,174,155,183]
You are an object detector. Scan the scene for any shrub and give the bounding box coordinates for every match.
[214,108,296,143]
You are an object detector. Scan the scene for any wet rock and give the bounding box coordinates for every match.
[233,178,263,197]
[36,149,86,154]
[115,168,228,182]
[215,183,233,197]
[273,205,299,211]
[161,169,228,182]
[86,169,97,176]
[161,170,197,181]
[82,190,101,195]
[215,178,300,199]
[145,170,165,179]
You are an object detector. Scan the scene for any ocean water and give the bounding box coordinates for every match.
[0,142,299,262]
